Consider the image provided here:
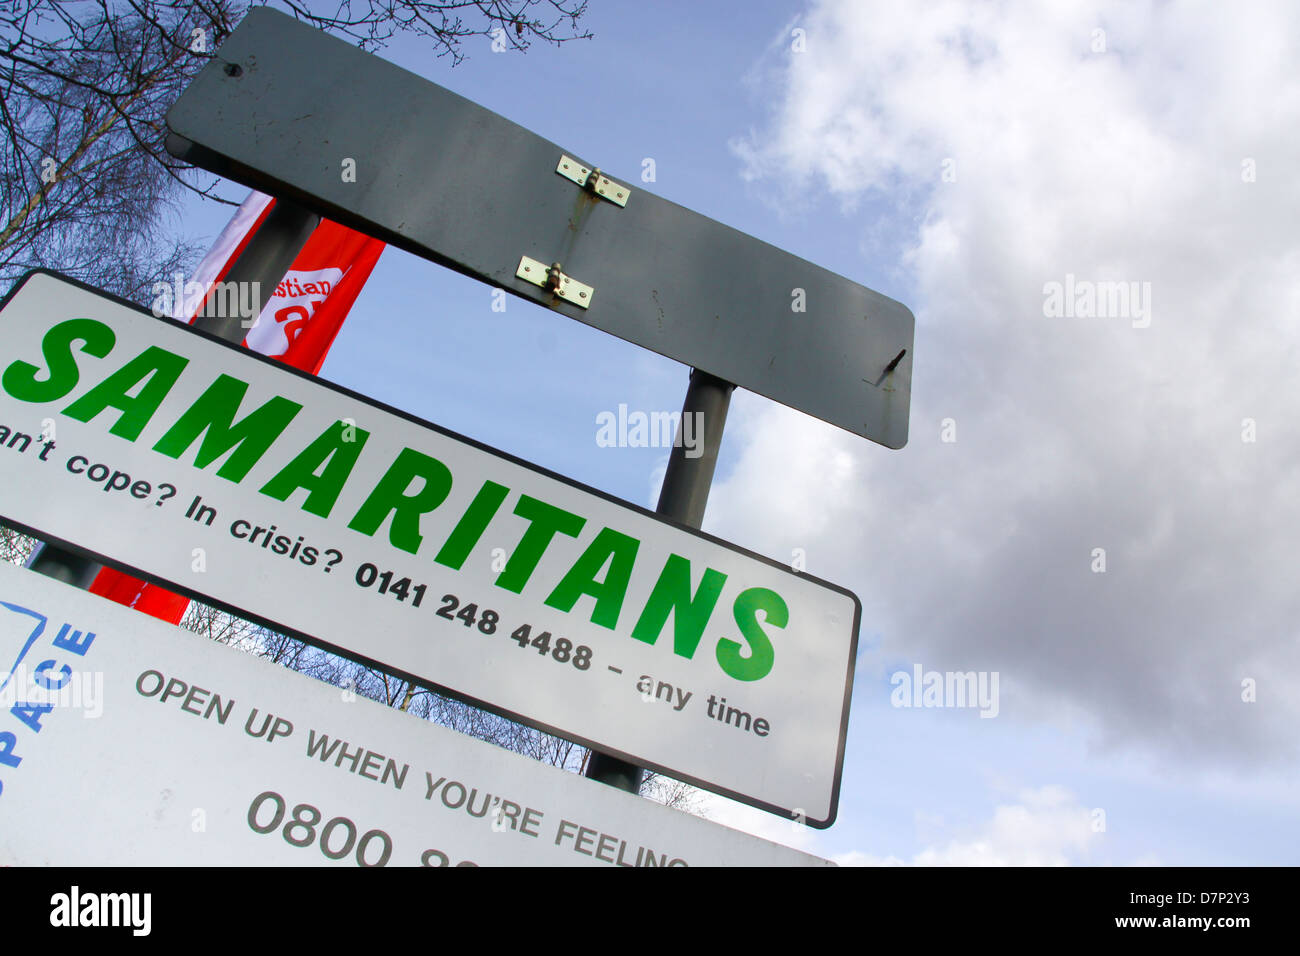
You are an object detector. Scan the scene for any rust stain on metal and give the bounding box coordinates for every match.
[651,289,665,330]
[553,189,601,267]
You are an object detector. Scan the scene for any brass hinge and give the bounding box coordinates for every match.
[516,256,594,309]
[556,154,630,208]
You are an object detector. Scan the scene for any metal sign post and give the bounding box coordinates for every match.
[587,370,734,793]
[157,8,918,827]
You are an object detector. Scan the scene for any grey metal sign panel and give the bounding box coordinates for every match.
[165,8,913,448]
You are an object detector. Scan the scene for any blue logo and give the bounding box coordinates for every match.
[0,600,47,697]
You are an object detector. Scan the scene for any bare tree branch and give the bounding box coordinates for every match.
[0,1,592,301]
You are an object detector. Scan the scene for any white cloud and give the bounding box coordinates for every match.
[715,0,1300,768]
[836,786,1099,866]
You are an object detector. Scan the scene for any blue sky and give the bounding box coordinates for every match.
[176,0,1300,865]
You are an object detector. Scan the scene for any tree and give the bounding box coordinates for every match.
[0,0,591,302]
[0,522,37,565]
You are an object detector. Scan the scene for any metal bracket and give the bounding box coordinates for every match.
[516,255,594,308]
[556,155,630,207]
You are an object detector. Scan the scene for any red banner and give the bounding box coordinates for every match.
[89,193,384,623]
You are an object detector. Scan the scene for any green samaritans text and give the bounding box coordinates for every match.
[2,316,786,681]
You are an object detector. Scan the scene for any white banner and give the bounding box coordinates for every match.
[0,562,830,866]
[0,272,859,825]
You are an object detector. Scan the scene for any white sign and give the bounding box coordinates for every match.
[0,562,830,866]
[0,272,859,825]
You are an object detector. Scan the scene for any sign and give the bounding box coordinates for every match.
[165,7,914,449]
[0,272,858,826]
[0,562,831,866]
